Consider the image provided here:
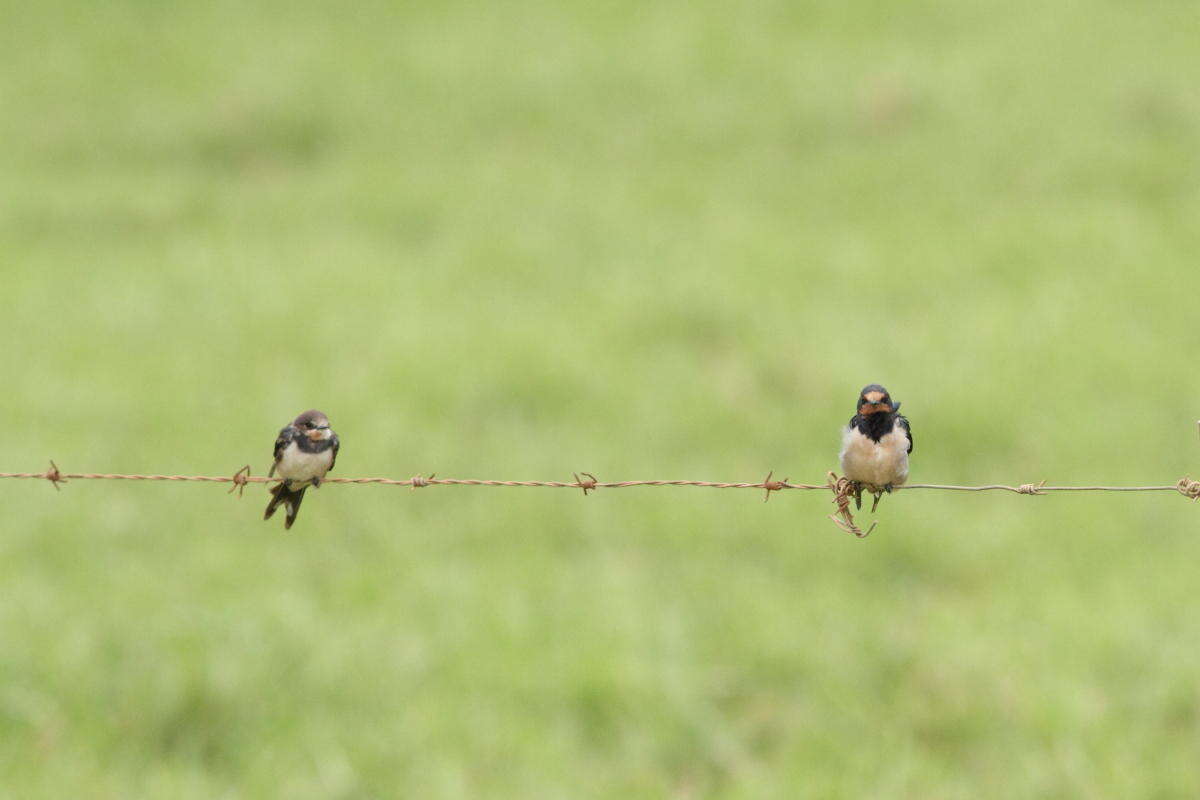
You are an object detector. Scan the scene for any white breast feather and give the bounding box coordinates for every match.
[839,419,909,487]
[275,441,334,486]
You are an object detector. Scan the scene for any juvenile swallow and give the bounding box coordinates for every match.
[264,409,339,530]
[839,384,913,511]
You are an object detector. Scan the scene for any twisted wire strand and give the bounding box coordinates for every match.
[0,468,1192,495]
[4,463,1195,539]
[5,422,1196,537]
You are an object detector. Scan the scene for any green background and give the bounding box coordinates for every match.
[3,1,1199,796]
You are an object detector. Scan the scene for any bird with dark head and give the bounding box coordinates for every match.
[838,384,913,511]
[264,409,339,530]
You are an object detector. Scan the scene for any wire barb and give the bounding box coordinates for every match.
[44,460,66,491]
[1017,480,1047,495]
[826,471,876,538]
[574,472,598,496]
[1178,477,1200,501]
[410,473,435,490]
[762,471,786,503]
[227,465,251,498]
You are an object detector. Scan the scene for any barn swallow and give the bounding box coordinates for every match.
[839,384,913,511]
[264,409,339,530]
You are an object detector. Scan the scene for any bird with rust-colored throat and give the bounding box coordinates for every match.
[839,384,913,512]
[264,410,340,529]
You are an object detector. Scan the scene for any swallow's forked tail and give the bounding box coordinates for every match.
[264,482,306,530]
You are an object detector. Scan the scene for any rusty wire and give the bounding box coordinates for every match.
[2,460,1197,538]
[1,466,1193,495]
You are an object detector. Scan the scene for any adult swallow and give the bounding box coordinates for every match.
[264,409,339,530]
[838,384,913,510]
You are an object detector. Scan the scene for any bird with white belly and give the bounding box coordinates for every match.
[839,384,913,511]
[264,409,340,530]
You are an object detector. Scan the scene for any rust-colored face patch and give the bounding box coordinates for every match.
[306,429,325,441]
[859,389,891,415]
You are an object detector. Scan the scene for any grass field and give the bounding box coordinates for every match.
[2,1,1199,796]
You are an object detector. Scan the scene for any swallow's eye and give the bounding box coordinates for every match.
[306,421,316,429]
[882,396,890,403]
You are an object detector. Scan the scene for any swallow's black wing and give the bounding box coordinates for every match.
[896,415,913,454]
[328,434,339,473]
[268,425,297,478]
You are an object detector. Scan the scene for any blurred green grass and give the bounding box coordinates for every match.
[2,0,1199,796]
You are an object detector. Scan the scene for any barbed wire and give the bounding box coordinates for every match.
[2,460,1197,539]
